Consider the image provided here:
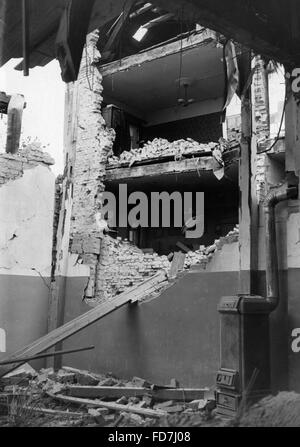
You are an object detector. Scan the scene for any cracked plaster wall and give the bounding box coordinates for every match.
[0,147,56,357]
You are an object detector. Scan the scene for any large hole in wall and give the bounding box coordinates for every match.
[105,166,239,256]
[98,6,226,157]
[97,5,239,256]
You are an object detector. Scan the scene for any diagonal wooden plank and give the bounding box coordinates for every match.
[49,393,167,418]
[67,385,208,401]
[0,271,167,378]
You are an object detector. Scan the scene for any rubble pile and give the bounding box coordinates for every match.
[236,392,300,427]
[0,365,221,427]
[184,226,239,268]
[107,138,219,168]
[107,137,239,168]
[96,226,239,302]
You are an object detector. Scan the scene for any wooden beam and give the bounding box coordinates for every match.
[5,95,26,154]
[0,272,167,378]
[101,0,137,61]
[99,29,216,77]
[22,0,30,76]
[238,51,258,294]
[49,393,167,418]
[0,345,94,366]
[169,252,186,279]
[67,385,208,401]
[152,0,300,66]
[105,148,239,182]
[106,157,214,182]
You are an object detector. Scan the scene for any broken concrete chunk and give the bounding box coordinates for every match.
[3,363,37,379]
[169,378,180,388]
[49,370,76,384]
[88,408,106,425]
[119,411,144,426]
[116,396,128,405]
[49,382,66,395]
[131,377,151,388]
[128,396,140,405]
[188,399,208,411]
[142,394,154,407]
[62,367,100,386]
[36,373,49,384]
[99,378,118,387]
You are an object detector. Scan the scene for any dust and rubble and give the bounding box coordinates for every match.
[0,364,222,427]
[233,392,300,427]
[1,365,298,427]
[85,225,239,303]
[184,225,239,268]
[107,137,239,169]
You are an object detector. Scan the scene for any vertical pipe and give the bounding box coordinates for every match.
[264,186,298,310]
[22,0,30,76]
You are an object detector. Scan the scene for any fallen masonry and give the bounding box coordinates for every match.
[90,225,240,303]
[107,137,239,168]
[0,141,54,186]
[0,365,220,427]
[2,364,296,427]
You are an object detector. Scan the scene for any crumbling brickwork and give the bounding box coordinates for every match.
[253,57,271,202]
[95,236,171,303]
[58,31,242,305]
[107,138,220,168]
[253,57,270,141]
[91,226,239,303]
[0,141,54,186]
[64,31,115,298]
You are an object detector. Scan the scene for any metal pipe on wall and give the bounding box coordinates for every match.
[263,184,298,311]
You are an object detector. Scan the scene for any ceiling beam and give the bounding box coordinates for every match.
[152,0,300,65]
[100,28,216,77]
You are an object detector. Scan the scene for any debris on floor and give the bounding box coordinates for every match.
[107,137,239,168]
[0,365,222,427]
[234,392,300,427]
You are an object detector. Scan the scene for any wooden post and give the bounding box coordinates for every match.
[22,0,30,76]
[238,51,259,294]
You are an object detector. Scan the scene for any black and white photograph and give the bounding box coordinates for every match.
[0,0,300,432]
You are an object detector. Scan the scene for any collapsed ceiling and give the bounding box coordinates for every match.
[1,0,300,81]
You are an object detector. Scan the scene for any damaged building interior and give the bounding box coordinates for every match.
[0,0,300,427]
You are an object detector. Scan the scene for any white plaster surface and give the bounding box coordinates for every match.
[287,211,300,269]
[0,165,55,276]
[206,242,240,272]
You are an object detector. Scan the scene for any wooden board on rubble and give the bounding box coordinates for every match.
[67,385,208,401]
[105,148,240,182]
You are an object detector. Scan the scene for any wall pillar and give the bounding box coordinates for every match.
[238,52,259,294]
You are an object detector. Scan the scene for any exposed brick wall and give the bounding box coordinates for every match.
[253,57,271,202]
[63,31,115,299]
[58,32,244,305]
[0,142,54,186]
[92,226,239,303]
[141,113,223,144]
[253,57,270,141]
[95,235,171,303]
